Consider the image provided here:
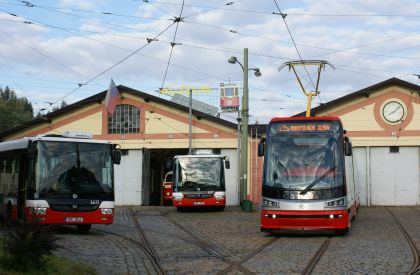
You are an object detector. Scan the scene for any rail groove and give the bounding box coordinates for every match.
[387,207,420,275]
[301,238,331,275]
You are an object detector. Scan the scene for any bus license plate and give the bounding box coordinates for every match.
[65,217,84,222]
[193,202,205,205]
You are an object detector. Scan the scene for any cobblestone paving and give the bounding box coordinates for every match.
[50,206,419,274]
[313,207,412,274]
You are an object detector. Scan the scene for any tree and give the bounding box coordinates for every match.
[51,100,68,112]
[0,86,34,132]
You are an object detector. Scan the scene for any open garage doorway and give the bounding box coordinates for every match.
[142,148,188,206]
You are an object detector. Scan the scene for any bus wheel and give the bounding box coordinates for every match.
[77,224,92,233]
[218,206,225,212]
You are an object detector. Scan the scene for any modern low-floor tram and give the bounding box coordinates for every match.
[258,117,359,233]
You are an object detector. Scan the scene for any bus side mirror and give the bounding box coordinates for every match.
[113,150,121,165]
[224,156,230,169]
[258,138,266,157]
[344,142,352,156]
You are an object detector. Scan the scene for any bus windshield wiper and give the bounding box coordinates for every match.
[300,166,335,195]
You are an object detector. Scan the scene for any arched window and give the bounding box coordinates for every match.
[107,104,140,134]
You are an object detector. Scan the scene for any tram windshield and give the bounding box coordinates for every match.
[174,157,225,191]
[264,121,344,195]
[30,141,113,199]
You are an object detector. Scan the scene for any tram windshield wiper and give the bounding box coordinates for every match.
[300,167,335,195]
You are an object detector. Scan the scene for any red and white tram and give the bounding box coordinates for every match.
[0,132,120,232]
[258,117,359,234]
[220,83,240,111]
[172,155,230,211]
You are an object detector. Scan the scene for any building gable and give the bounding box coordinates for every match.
[309,79,420,146]
[0,86,237,149]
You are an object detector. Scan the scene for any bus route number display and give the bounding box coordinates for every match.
[277,123,331,132]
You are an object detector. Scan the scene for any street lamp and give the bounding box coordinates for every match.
[228,48,261,211]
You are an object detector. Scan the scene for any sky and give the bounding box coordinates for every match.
[1,0,420,124]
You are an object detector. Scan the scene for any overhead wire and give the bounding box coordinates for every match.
[135,1,420,18]
[1,0,171,21]
[141,0,186,148]
[3,0,420,123]
[141,0,176,17]
[42,21,176,112]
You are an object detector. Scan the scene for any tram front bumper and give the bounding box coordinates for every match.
[260,209,348,231]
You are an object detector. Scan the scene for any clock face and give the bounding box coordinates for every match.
[382,101,404,123]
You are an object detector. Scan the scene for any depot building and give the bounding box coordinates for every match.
[1,77,420,206]
[0,86,240,206]
[250,77,420,206]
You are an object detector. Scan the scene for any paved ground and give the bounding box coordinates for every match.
[52,206,420,274]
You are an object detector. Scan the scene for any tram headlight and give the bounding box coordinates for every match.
[101,208,113,215]
[325,198,346,208]
[173,192,183,201]
[262,199,279,208]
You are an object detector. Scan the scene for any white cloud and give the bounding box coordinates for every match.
[1,1,420,122]
[58,0,96,10]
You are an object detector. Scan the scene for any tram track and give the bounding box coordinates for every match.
[387,207,420,275]
[217,236,278,275]
[166,214,259,274]
[301,238,331,275]
[93,228,166,274]
[162,210,284,275]
[93,208,166,275]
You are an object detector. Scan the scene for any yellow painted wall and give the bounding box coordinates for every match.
[338,103,383,131]
[315,85,420,147]
[145,111,209,134]
[4,104,102,141]
[54,111,102,134]
[405,101,420,131]
[2,91,237,150]
[110,138,237,150]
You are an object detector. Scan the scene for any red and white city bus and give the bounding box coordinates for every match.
[172,155,230,211]
[0,132,120,232]
[162,171,173,205]
[258,117,359,234]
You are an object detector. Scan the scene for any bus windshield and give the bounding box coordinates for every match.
[264,121,343,192]
[175,157,224,191]
[34,141,113,199]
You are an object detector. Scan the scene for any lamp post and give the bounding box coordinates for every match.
[228,48,261,210]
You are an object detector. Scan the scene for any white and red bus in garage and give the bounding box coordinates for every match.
[258,117,359,234]
[172,155,230,211]
[0,132,120,232]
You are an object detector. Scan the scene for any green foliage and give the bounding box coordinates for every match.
[1,220,58,272]
[51,100,68,112]
[0,239,96,275]
[0,86,34,132]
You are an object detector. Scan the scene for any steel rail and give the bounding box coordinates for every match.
[301,238,331,275]
[387,207,420,275]
[93,229,166,275]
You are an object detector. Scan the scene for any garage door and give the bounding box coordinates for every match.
[370,147,419,205]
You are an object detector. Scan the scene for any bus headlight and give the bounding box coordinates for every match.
[32,207,47,215]
[173,193,183,201]
[101,208,113,215]
[214,192,225,200]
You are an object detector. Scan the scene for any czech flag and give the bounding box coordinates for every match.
[105,79,119,115]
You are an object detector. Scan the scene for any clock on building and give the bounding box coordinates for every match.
[382,100,405,123]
